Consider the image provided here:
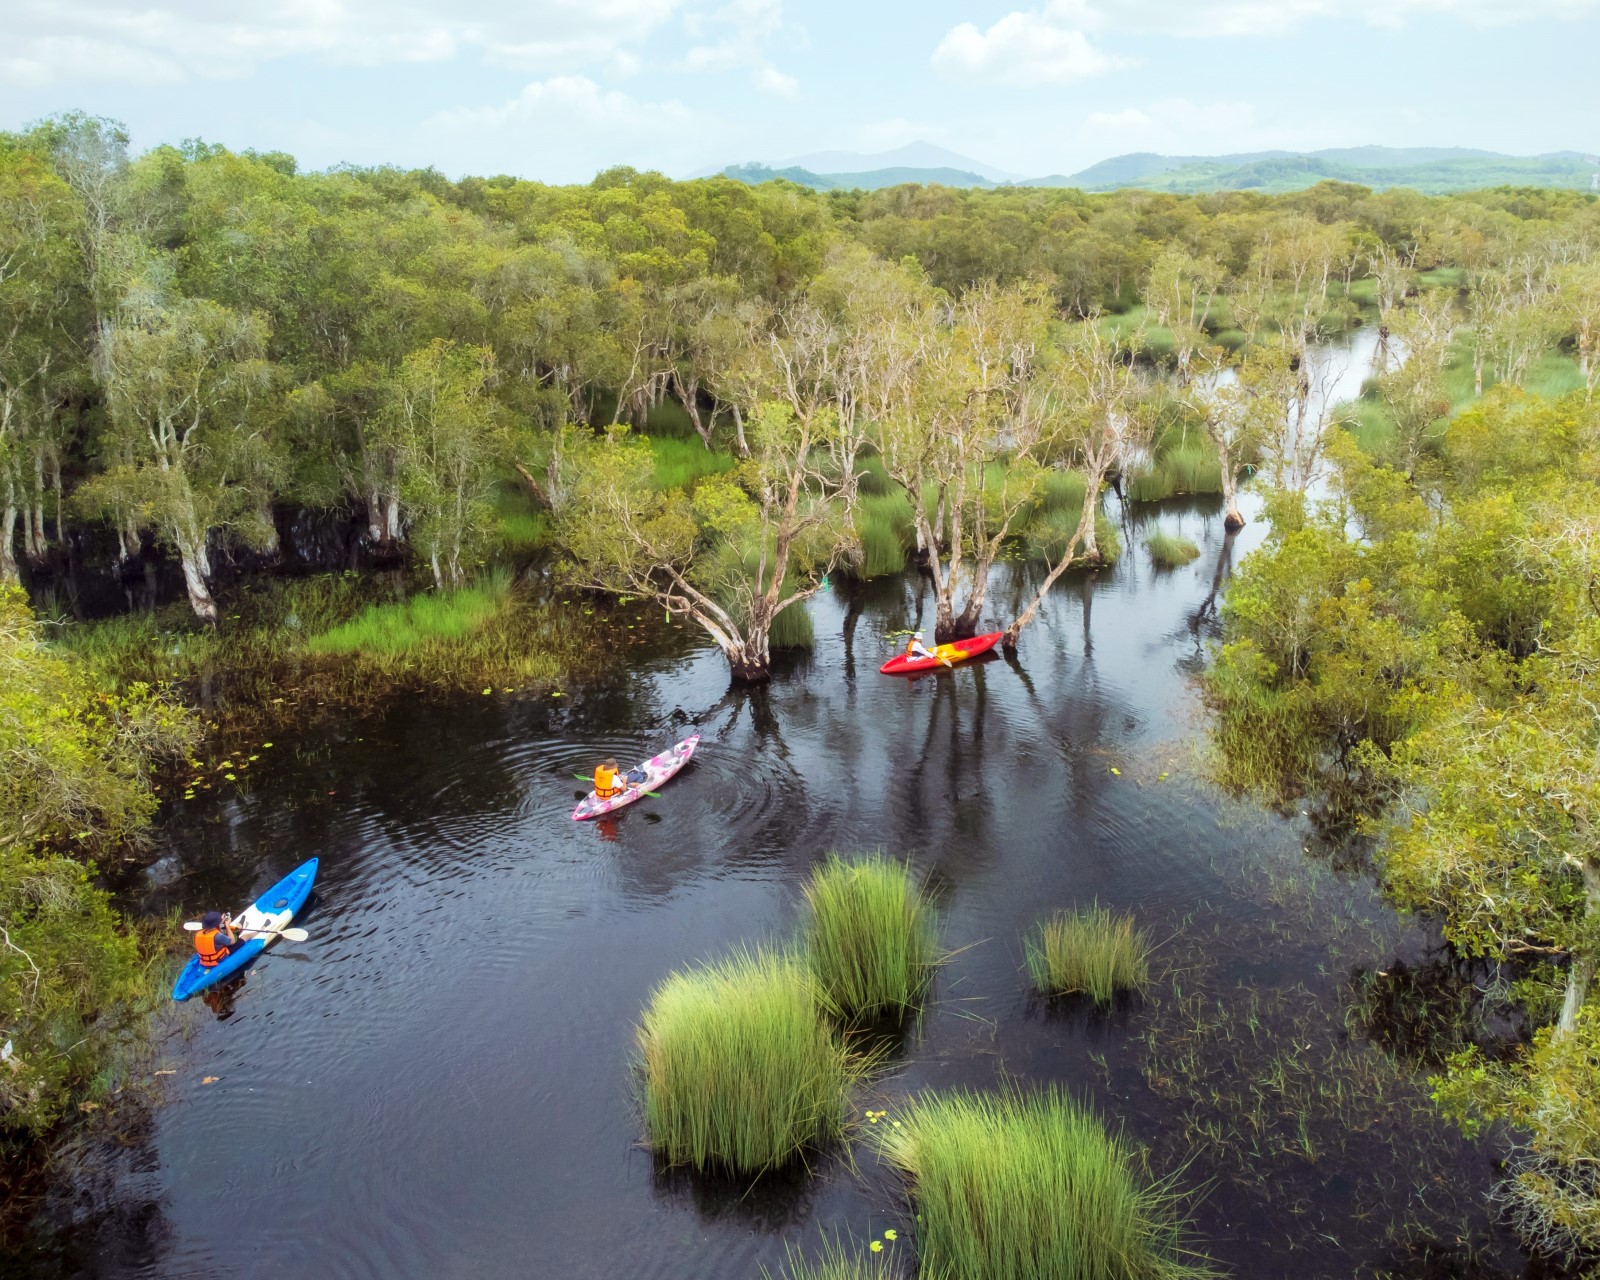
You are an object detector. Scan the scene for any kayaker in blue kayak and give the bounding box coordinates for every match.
[193,911,243,970]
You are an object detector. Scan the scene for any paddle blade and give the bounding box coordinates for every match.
[182,921,202,931]
[277,927,309,942]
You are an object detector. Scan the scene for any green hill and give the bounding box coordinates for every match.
[721,162,995,192]
[1030,148,1596,194]
[721,146,1599,196]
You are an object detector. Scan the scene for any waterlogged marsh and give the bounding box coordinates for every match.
[10,489,1538,1280]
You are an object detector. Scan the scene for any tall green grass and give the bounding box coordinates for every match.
[306,571,510,657]
[803,854,938,1018]
[650,434,736,492]
[855,492,916,579]
[1025,906,1152,1003]
[764,1242,901,1280]
[1025,506,1121,567]
[637,948,859,1173]
[1145,531,1202,569]
[877,1088,1210,1280]
[1125,443,1224,503]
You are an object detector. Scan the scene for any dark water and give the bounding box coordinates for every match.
[19,494,1536,1280]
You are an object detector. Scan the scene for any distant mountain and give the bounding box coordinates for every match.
[721,162,995,192]
[710,141,1600,196]
[1027,147,1598,194]
[775,142,1021,184]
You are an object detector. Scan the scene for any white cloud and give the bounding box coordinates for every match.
[932,5,1132,85]
[1043,0,1594,39]
[5,0,685,85]
[423,76,707,181]
[1080,97,1293,154]
[682,0,800,96]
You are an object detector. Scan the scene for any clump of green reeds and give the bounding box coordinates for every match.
[650,434,736,492]
[764,1241,902,1280]
[1145,531,1202,569]
[637,948,859,1174]
[305,571,510,657]
[1125,444,1224,503]
[803,854,938,1018]
[855,492,915,579]
[877,1087,1211,1280]
[1025,905,1151,1003]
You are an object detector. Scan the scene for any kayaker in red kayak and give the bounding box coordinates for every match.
[905,631,952,668]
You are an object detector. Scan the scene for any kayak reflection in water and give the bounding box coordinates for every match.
[594,814,622,843]
[201,972,246,1020]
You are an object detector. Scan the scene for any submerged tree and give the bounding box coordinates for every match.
[1003,319,1150,652]
[558,400,858,682]
[874,280,1052,642]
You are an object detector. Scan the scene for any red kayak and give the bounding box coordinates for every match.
[880,631,1003,675]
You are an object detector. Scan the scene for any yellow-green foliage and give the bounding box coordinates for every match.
[803,854,938,1017]
[4,588,195,850]
[1026,906,1151,1003]
[0,588,195,1136]
[877,1088,1210,1280]
[637,949,859,1173]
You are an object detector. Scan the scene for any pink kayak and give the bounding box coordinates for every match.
[572,735,700,821]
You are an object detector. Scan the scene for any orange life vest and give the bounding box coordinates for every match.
[594,765,622,799]
[194,927,234,968]
[906,637,918,655]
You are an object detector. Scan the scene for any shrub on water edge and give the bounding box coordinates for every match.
[1145,531,1202,569]
[803,854,939,1018]
[1025,905,1151,1003]
[877,1087,1211,1280]
[637,948,859,1174]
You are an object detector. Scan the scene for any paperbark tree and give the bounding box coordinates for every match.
[79,283,276,621]
[376,339,505,590]
[1003,320,1150,652]
[872,281,1052,642]
[557,400,857,683]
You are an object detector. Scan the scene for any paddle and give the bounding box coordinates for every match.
[573,774,662,799]
[183,920,309,943]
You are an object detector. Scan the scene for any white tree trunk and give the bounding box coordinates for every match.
[177,533,219,623]
[0,502,18,586]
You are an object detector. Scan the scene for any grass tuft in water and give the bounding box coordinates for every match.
[1026,905,1151,1003]
[637,948,859,1174]
[877,1087,1211,1280]
[803,854,939,1018]
[1145,531,1202,569]
[763,1240,902,1280]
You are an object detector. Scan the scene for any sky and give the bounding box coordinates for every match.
[3,0,1598,183]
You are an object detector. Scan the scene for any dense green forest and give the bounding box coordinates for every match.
[4,111,1600,1255]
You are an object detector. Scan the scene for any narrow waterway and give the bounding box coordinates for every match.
[14,332,1538,1279]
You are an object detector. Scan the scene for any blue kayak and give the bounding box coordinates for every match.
[172,858,318,1001]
